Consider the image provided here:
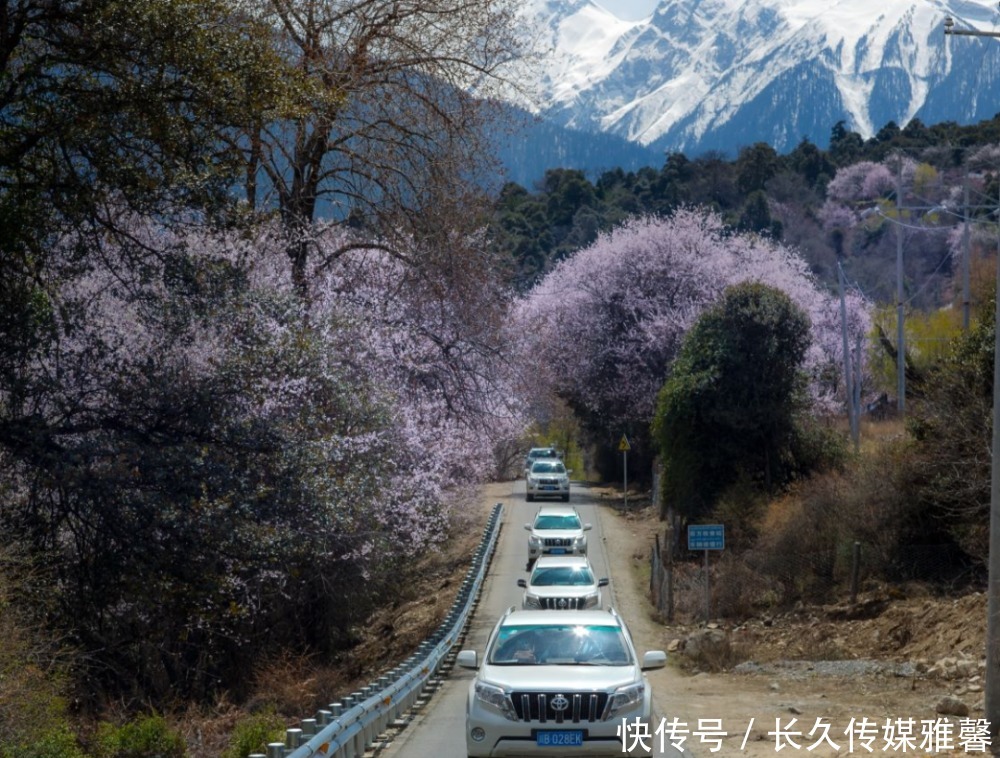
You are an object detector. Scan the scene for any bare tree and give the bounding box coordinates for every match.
[236,0,534,293]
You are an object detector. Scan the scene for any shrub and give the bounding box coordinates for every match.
[93,714,187,758]
[0,725,86,758]
[222,710,286,758]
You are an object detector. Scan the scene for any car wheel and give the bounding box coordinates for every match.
[526,493,534,502]
[561,494,569,502]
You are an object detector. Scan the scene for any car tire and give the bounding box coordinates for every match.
[561,494,569,502]
[526,493,534,502]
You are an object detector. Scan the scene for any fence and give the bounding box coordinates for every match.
[651,530,978,623]
[251,502,504,758]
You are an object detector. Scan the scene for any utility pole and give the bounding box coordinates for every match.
[838,261,859,452]
[964,177,972,331]
[896,161,906,415]
[944,14,1000,749]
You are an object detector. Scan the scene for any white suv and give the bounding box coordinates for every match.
[526,459,571,502]
[517,556,608,610]
[457,607,666,757]
[525,505,591,565]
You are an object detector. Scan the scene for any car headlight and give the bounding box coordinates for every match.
[475,681,518,721]
[524,594,541,609]
[582,592,600,608]
[607,682,645,718]
[527,477,537,485]
[573,535,587,548]
[528,534,542,546]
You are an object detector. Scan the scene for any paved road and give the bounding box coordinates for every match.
[378,479,694,758]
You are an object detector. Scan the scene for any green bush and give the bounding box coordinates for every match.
[93,714,186,758]
[222,710,286,758]
[0,725,86,758]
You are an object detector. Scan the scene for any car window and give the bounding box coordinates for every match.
[490,624,630,665]
[529,566,595,586]
[534,514,581,530]
[530,461,566,474]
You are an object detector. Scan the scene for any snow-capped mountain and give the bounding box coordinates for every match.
[525,0,1000,155]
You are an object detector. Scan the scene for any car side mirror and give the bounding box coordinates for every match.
[598,578,609,587]
[524,523,532,531]
[456,650,479,669]
[641,651,667,671]
[517,579,527,588]
[584,524,592,531]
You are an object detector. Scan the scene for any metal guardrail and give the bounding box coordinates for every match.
[250,502,504,758]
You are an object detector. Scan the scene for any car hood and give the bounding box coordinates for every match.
[531,529,583,539]
[480,665,639,692]
[527,586,597,598]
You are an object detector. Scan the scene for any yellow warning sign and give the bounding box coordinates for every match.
[618,435,631,452]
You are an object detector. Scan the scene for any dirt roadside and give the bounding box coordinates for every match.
[597,491,989,758]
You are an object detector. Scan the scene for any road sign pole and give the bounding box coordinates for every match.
[704,549,710,623]
[623,450,627,508]
[617,434,631,508]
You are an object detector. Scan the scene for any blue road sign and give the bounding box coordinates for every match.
[688,524,725,551]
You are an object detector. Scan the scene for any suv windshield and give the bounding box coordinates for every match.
[530,566,594,586]
[534,514,581,530]
[531,461,566,474]
[489,624,630,666]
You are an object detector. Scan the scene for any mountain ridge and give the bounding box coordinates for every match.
[523,0,1000,157]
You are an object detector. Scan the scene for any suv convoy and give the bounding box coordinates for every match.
[457,607,666,757]
[524,505,591,566]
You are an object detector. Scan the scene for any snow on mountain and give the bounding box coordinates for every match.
[525,0,1000,155]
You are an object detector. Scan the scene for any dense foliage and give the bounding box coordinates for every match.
[0,0,530,728]
[515,209,869,480]
[491,117,1000,302]
[652,283,813,520]
[0,215,523,704]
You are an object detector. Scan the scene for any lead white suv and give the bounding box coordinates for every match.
[457,607,666,757]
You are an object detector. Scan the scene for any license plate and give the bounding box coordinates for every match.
[549,548,566,554]
[542,485,557,490]
[536,730,583,747]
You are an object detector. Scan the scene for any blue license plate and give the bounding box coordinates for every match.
[549,547,566,554]
[536,730,583,747]
[542,485,557,490]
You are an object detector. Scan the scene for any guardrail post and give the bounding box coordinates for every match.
[285,728,303,748]
[266,744,285,758]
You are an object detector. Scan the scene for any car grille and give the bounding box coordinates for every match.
[537,477,561,485]
[543,537,572,547]
[511,691,610,723]
[538,596,587,610]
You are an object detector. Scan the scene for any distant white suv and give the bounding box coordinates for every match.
[522,447,559,478]
[517,555,608,610]
[457,607,666,757]
[524,505,591,565]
